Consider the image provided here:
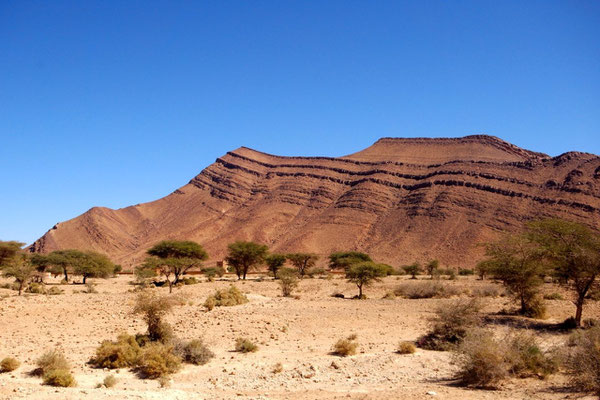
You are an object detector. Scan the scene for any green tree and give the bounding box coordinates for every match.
[0,241,24,267]
[482,233,546,317]
[346,262,388,299]
[225,241,268,280]
[2,254,36,295]
[44,249,88,282]
[265,254,286,279]
[286,253,319,278]
[527,218,600,327]
[328,251,372,271]
[403,262,421,279]
[426,259,440,279]
[144,240,209,292]
[74,251,116,284]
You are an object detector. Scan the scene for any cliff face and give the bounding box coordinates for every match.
[30,135,600,268]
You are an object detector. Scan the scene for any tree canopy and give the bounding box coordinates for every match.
[328,251,372,270]
[225,241,268,280]
[345,261,388,298]
[286,253,319,277]
[265,253,286,278]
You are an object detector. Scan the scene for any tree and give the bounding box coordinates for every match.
[403,262,421,279]
[132,291,179,342]
[527,218,600,327]
[286,253,319,278]
[426,260,440,279]
[0,241,24,266]
[265,254,286,279]
[482,233,546,317]
[44,250,88,282]
[73,251,116,284]
[346,262,388,298]
[277,268,299,297]
[328,251,372,271]
[225,241,268,280]
[144,240,209,293]
[2,253,36,295]
[475,259,492,280]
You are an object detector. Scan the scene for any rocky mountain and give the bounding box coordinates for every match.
[30,135,600,268]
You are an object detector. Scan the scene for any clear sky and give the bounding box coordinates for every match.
[1,1,599,245]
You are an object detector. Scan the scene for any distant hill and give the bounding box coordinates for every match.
[30,135,600,268]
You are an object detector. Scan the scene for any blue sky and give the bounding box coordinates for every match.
[1,1,599,244]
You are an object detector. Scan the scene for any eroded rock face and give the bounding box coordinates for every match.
[30,135,600,268]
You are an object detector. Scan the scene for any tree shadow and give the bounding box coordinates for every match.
[482,314,573,334]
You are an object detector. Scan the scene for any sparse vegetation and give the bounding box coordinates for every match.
[397,341,416,354]
[417,298,481,351]
[394,281,461,299]
[565,326,600,395]
[426,259,439,278]
[332,335,359,356]
[204,286,248,310]
[0,357,20,372]
[235,337,258,353]
[277,267,299,297]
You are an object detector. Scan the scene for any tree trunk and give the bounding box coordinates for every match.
[18,281,23,296]
[358,284,363,298]
[575,295,585,327]
[83,275,87,284]
[63,268,69,283]
[168,279,173,293]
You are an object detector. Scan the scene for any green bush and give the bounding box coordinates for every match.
[204,286,248,310]
[174,339,214,365]
[43,369,76,387]
[235,337,258,353]
[90,333,141,369]
[0,357,20,372]
[135,343,181,379]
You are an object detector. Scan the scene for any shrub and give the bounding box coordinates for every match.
[469,285,501,298]
[458,268,475,276]
[456,329,508,388]
[90,333,141,369]
[173,339,214,365]
[180,277,199,285]
[43,369,76,387]
[565,326,600,394]
[0,357,20,372]
[201,266,225,281]
[394,281,460,299]
[35,349,70,376]
[235,338,258,353]
[417,299,481,350]
[26,282,46,294]
[397,341,416,354]
[135,343,181,379]
[84,282,98,294]
[204,286,248,310]
[46,287,64,295]
[272,362,283,374]
[132,291,178,343]
[277,268,299,297]
[402,263,421,279]
[505,333,557,378]
[382,291,395,299]
[332,335,358,356]
[103,374,117,388]
[543,292,564,300]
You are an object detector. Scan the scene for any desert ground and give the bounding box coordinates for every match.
[0,274,597,400]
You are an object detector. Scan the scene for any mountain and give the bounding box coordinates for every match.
[30,135,600,269]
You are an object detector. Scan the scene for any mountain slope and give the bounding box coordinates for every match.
[30,135,600,268]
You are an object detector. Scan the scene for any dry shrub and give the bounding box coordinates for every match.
[278,268,299,297]
[397,341,416,354]
[173,339,214,365]
[0,357,20,372]
[382,291,396,299]
[456,329,557,388]
[204,286,248,310]
[90,333,141,369]
[543,292,563,300]
[46,287,63,295]
[272,362,283,373]
[42,368,76,387]
[394,281,461,299]
[235,337,258,353]
[565,326,600,394]
[417,299,481,350]
[522,295,547,319]
[103,374,117,388]
[135,342,181,379]
[26,282,46,294]
[35,349,70,376]
[470,285,501,298]
[332,335,358,356]
[132,291,178,343]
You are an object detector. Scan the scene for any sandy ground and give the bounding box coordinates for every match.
[0,274,597,400]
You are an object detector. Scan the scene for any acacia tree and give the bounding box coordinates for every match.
[1,253,36,295]
[346,262,388,299]
[265,254,286,279]
[44,249,88,282]
[143,240,208,293]
[286,253,319,278]
[482,233,546,317]
[426,260,440,279]
[403,262,421,279]
[527,218,600,327]
[74,251,116,284]
[225,241,268,280]
[0,241,24,266]
[328,251,372,271]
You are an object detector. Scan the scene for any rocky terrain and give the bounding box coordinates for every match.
[30,135,600,268]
